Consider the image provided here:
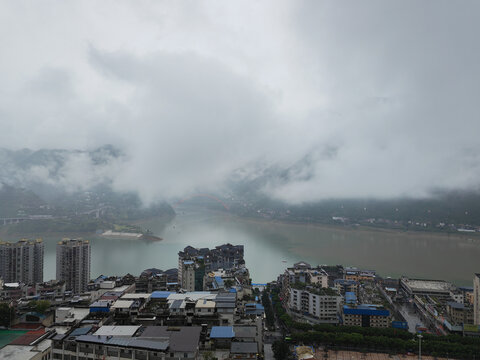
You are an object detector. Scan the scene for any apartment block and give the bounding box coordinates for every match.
[56,239,90,294]
[474,274,480,325]
[289,286,341,324]
[343,304,390,328]
[0,239,43,284]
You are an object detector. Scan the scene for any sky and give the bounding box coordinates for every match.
[1,1,480,204]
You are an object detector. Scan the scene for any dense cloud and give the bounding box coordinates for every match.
[0,1,479,203]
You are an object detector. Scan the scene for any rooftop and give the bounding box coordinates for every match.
[139,326,201,352]
[111,300,135,309]
[401,278,453,292]
[210,326,235,338]
[231,342,258,354]
[76,335,168,352]
[233,326,257,338]
[196,299,216,308]
[94,326,141,337]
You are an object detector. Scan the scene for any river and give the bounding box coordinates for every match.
[37,205,480,286]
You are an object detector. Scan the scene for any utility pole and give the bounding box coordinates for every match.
[417,334,423,360]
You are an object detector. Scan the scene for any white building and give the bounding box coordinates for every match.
[289,286,341,324]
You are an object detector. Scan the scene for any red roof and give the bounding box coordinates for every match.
[9,329,45,345]
[11,323,44,330]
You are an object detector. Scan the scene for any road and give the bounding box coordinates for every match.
[264,344,273,360]
[398,303,425,333]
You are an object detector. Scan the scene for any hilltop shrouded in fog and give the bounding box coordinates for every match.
[1,2,480,205]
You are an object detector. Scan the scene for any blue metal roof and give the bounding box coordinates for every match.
[183,260,194,265]
[70,326,94,336]
[215,276,224,286]
[151,291,173,299]
[334,279,357,285]
[343,305,389,317]
[210,326,235,338]
[345,292,357,303]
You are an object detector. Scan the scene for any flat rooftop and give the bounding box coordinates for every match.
[94,325,140,337]
[401,278,452,292]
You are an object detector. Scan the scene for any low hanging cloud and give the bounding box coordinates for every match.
[1,1,480,204]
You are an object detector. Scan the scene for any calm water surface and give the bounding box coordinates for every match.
[40,206,480,286]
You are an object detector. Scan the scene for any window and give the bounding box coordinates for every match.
[184,353,188,358]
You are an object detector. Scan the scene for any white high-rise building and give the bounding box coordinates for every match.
[56,239,90,293]
[0,239,43,284]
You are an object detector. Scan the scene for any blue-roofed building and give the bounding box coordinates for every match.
[334,279,358,295]
[245,303,265,316]
[151,291,173,300]
[345,292,357,305]
[89,301,110,313]
[343,304,390,328]
[215,276,225,289]
[210,326,235,338]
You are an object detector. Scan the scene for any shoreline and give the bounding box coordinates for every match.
[211,211,480,242]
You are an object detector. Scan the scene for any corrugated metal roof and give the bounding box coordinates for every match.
[151,291,173,299]
[343,305,389,317]
[210,326,235,338]
[76,335,169,351]
[231,342,258,354]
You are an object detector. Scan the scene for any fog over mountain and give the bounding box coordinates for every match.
[1,1,480,204]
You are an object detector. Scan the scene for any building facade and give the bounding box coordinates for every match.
[0,239,43,284]
[474,274,480,325]
[56,239,91,293]
[289,286,341,324]
[343,305,390,328]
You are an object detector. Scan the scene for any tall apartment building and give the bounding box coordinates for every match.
[0,239,43,284]
[474,273,480,325]
[178,244,244,291]
[56,239,90,293]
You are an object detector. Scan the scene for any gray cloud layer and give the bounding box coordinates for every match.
[1,1,479,203]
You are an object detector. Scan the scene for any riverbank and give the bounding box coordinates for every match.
[171,209,480,243]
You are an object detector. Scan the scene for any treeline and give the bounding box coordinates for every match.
[291,324,480,359]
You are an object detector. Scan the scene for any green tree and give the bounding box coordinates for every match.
[272,340,290,360]
[0,302,14,327]
[28,300,51,314]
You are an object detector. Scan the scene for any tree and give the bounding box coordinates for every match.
[272,340,290,360]
[28,300,51,314]
[0,302,14,327]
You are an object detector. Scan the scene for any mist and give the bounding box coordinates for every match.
[1,1,480,204]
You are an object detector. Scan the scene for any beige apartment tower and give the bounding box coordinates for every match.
[0,239,44,284]
[56,239,90,293]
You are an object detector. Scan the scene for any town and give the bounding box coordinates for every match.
[1,239,480,359]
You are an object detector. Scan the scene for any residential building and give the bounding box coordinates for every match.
[289,285,341,324]
[474,274,480,325]
[178,244,245,291]
[344,267,376,282]
[56,239,91,294]
[343,304,390,328]
[0,239,43,284]
[279,262,330,308]
[447,302,474,325]
[334,279,358,296]
[52,325,202,360]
